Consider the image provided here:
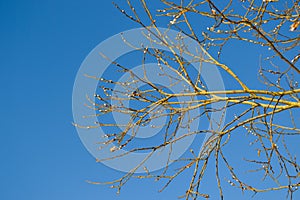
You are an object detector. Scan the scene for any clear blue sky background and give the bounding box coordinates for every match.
[1,0,299,200]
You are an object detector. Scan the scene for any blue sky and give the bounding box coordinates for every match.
[1,0,299,200]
